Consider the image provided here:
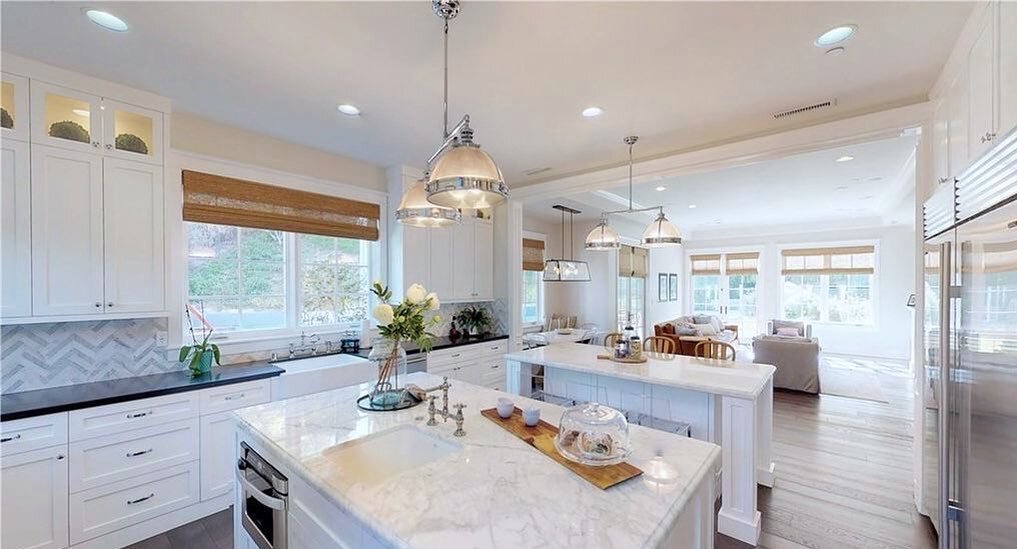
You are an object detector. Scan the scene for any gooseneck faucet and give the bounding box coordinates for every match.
[424,377,467,436]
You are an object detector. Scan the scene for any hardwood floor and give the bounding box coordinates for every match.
[717,356,938,549]
[129,356,935,549]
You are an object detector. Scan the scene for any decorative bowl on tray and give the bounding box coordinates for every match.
[554,402,631,466]
[556,328,573,335]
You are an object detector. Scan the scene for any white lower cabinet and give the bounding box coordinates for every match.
[427,340,508,390]
[200,412,237,501]
[1,445,69,549]
[69,462,199,545]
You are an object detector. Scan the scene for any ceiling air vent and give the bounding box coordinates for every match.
[524,167,552,176]
[771,99,837,120]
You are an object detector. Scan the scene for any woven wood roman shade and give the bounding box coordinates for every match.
[522,238,546,271]
[725,252,760,275]
[690,254,721,275]
[182,170,380,241]
[781,245,875,275]
[618,245,648,277]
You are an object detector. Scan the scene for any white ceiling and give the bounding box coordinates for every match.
[1,2,969,185]
[523,134,917,237]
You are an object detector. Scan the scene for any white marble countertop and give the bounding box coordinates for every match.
[505,343,775,400]
[233,372,721,549]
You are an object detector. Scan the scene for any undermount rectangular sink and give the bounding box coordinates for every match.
[322,424,461,485]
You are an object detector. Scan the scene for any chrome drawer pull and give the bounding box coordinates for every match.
[224,393,246,401]
[126,448,153,458]
[126,411,151,419]
[1,434,22,443]
[126,493,155,505]
[451,353,461,358]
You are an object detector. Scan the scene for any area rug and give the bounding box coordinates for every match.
[817,359,889,403]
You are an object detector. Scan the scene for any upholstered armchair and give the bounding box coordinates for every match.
[765,319,812,339]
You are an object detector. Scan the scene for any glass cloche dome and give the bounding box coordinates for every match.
[554,402,631,466]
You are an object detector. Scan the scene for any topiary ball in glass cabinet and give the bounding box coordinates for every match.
[115,133,149,155]
[49,120,89,143]
[0,107,12,129]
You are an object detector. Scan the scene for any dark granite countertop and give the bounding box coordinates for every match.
[354,333,509,358]
[1,362,284,422]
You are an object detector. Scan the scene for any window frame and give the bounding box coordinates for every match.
[520,270,545,327]
[780,269,878,326]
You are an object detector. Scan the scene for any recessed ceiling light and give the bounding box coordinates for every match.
[815,25,857,47]
[825,47,846,57]
[655,186,666,192]
[581,106,604,118]
[688,204,697,209]
[84,9,129,32]
[337,104,361,116]
[835,155,855,162]
[72,108,90,117]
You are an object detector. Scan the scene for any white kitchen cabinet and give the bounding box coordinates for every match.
[2,71,31,142]
[999,0,1017,136]
[1,445,69,549]
[473,220,494,299]
[101,99,164,165]
[400,224,430,292]
[947,70,970,178]
[429,225,454,299]
[1,138,32,318]
[102,158,165,313]
[931,98,951,186]
[199,412,236,501]
[451,221,476,300]
[967,7,997,160]
[31,144,104,316]
[31,80,103,155]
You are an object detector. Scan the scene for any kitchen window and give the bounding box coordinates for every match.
[521,270,544,325]
[181,170,381,340]
[617,245,648,336]
[781,245,875,325]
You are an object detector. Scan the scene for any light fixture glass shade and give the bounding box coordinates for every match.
[585,219,621,250]
[395,180,462,227]
[426,143,508,209]
[641,211,682,247]
[542,259,592,282]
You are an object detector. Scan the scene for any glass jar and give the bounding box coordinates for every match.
[367,338,407,407]
[554,402,631,466]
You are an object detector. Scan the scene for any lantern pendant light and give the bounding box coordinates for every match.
[394,171,463,227]
[584,136,682,250]
[424,0,509,210]
[543,205,591,282]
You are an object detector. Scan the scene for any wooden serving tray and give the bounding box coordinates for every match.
[481,407,642,490]
[596,353,648,364]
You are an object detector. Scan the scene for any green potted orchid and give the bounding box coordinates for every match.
[367,282,442,408]
[179,303,221,377]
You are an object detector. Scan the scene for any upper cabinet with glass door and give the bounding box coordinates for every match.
[30,81,162,164]
[1,72,30,142]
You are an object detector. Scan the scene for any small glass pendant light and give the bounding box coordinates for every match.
[395,173,462,227]
[641,209,682,247]
[585,217,621,250]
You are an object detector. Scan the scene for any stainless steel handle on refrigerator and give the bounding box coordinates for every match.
[938,240,954,542]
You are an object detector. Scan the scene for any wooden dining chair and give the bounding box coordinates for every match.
[643,336,675,355]
[693,339,737,361]
[603,332,624,348]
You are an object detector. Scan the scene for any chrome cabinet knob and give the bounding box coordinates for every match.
[95,302,102,308]
[105,143,113,150]
[91,141,100,148]
[107,302,113,307]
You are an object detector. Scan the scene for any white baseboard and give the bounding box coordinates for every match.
[72,493,232,549]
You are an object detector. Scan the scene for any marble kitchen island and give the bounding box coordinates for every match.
[504,343,776,546]
[231,372,721,549]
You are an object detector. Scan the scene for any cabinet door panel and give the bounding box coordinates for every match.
[1,72,31,142]
[473,221,494,300]
[31,145,104,315]
[967,9,996,160]
[102,158,164,313]
[30,81,102,155]
[200,412,236,501]
[999,0,1017,136]
[428,226,454,300]
[401,225,430,298]
[1,139,31,318]
[931,98,950,185]
[451,221,475,300]
[947,71,969,177]
[1,445,69,549]
[101,99,163,165]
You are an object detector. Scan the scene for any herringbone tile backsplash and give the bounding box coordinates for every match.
[1,319,180,394]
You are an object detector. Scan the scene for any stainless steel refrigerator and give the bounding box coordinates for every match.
[922,126,1017,549]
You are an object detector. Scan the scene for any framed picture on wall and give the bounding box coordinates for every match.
[659,273,668,302]
[668,273,678,301]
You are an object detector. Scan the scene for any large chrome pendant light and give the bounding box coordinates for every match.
[543,205,591,282]
[395,171,462,227]
[425,0,508,210]
[584,136,682,250]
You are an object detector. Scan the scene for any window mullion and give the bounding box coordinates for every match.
[288,232,299,331]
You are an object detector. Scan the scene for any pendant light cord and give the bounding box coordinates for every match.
[628,141,634,211]
[443,19,449,139]
[560,208,566,261]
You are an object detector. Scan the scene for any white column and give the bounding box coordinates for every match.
[505,359,532,397]
[717,395,761,546]
[755,377,775,487]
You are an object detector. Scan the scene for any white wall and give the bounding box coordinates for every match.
[682,224,916,360]
[646,246,686,327]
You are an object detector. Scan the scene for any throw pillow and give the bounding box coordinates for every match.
[693,323,718,336]
[661,323,676,335]
[677,327,698,336]
[776,327,800,337]
[692,315,712,325]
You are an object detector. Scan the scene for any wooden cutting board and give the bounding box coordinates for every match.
[596,353,648,364]
[481,407,642,490]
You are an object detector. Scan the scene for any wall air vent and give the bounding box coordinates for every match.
[771,99,837,120]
